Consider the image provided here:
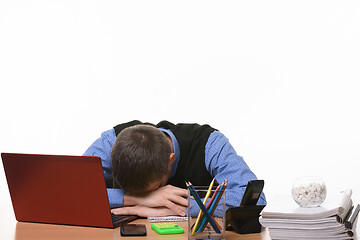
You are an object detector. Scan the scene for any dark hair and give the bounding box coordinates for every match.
[111,124,172,193]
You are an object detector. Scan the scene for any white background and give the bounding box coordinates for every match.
[1,0,360,219]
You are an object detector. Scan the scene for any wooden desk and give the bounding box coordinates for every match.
[1,203,270,240]
[14,220,270,240]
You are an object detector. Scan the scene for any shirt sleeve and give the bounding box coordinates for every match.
[188,130,267,217]
[83,128,125,208]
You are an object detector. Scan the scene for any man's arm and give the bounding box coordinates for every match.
[83,128,125,208]
[112,185,188,217]
[83,128,188,213]
[188,130,267,217]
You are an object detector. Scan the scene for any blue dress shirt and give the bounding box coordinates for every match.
[83,128,266,217]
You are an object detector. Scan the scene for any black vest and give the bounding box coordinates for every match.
[113,120,217,189]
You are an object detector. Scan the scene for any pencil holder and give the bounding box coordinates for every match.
[187,186,226,239]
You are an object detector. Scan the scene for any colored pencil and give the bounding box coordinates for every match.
[186,181,221,234]
[194,183,222,232]
[197,183,224,232]
[191,178,215,236]
[198,179,227,232]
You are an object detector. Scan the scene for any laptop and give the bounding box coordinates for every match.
[1,152,138,228]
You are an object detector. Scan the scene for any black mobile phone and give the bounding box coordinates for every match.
[120,223,147,236]
[239,180,264,206]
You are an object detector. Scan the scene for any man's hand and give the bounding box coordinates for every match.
[111,205,179,217]
[122,185,188,216]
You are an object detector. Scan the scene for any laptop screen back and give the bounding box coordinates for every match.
[1,153,114,228]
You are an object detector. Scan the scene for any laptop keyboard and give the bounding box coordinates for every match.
[111,213,138,226]
[111,214,126,222]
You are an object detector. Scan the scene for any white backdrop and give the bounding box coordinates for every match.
[1,0,360,210]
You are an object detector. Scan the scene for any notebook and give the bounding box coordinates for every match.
[1,152,138,228]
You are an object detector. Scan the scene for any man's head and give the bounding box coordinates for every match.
[111,124,174,193]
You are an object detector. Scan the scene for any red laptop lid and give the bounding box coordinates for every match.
[1,153,114,228]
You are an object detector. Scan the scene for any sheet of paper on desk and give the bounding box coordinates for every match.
[147,216,188,222]
[261,189,352,221]
[259,189,357,240]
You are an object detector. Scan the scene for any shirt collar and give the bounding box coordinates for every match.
[158,128,180,178]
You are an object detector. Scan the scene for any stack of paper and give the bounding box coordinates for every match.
[259,189,359,240]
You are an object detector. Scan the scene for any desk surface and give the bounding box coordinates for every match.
[0,203,271,240]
